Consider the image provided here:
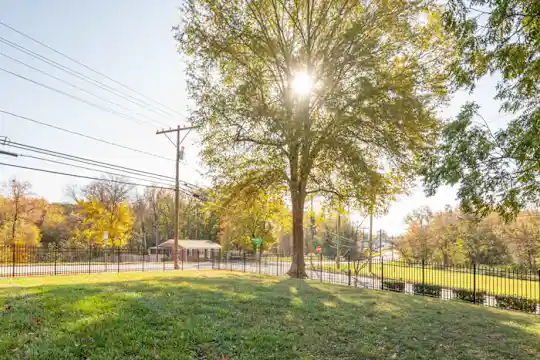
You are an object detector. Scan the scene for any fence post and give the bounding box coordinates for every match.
[12,244,15,278]
[381,257,384,290]
[473,263,477,304]
[276,252,279,276]
[88,246,92,274]
[117,247,120,273]
[197,249,200,270]
[243,252,246,273]
[54,245,58,276]
[320,253,323,282]
[421,258,425,295]
[347,254,351,286]
[537,269,540,314]
[142,249,145,272]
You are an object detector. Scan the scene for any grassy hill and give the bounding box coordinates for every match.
[0,271,538,359]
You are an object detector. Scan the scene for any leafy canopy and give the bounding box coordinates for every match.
[208,186,290,252]
[423,1,540,219]
[75,199,134,247]
[176,0,454,205]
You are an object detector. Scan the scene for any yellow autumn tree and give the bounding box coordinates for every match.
[207,186,290,252]
[0,179,42,247]
[75,199,134,247]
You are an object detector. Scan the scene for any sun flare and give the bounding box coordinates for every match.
[291,71,313,96]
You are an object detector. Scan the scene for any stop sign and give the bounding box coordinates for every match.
[316,245,321,253]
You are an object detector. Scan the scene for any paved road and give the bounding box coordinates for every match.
[0,261,213,277]
[0,252,402,278]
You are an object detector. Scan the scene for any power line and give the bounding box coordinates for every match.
[0,161,175,190]
[0,52,169,128]
[0,21,186,118]
[0,66,160,128]
[5,141,176,182]
[18,153,175,188]
[0,36,167,119]
[3,141,203,191]
[0,160,197,198]
[0,110,174,161]
[0,34,181,122]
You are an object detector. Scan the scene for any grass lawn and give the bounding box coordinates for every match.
[311,262,539,299]
[0,271,539,360]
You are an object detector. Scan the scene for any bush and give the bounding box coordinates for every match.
[413,283,442,298]
[495,295,537,313]
[453,289,486,304]
[382,280,405,292]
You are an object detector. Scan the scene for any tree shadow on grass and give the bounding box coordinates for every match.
[284,279,539,359]
[0,272,538,360]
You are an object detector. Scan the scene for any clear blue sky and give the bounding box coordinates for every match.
[0,1,510,234]
[0,0,201,195]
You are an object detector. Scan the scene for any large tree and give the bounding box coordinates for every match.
[176,0,454,276]
[422,1,540,219]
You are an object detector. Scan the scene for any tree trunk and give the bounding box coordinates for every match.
[154,210,159,262]
[287,191,307,278]
[10,196,19,244]
[443,252,449,267]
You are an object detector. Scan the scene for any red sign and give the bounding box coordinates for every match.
[316,245,321,253]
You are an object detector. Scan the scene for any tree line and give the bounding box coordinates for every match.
[0,177,216,249]
[396,206,540,271]
[0,177,296,252]
[0,177,378,258]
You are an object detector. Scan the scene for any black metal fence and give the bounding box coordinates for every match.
[0,245,213,277]
[211,251,540,315]
[2,245,538,315]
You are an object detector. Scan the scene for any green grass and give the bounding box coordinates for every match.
[311,262,539,299]
[0,271,539,360]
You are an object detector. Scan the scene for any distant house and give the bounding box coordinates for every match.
[149,239,221,261]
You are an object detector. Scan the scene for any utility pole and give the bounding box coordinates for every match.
[379,229,383,261]
[156,125,197,269]
[336,211,341,268]
[310,197,315,253]
[368,210,373,272]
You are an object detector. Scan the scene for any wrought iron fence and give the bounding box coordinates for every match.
[0,245,213,277]
[1,245,538,315]
[211,250,540,315]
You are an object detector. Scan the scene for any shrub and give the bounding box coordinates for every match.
[453,289,486,304]
[495,295,537,313]
[382,280,405,292]
[413,283,442,298]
